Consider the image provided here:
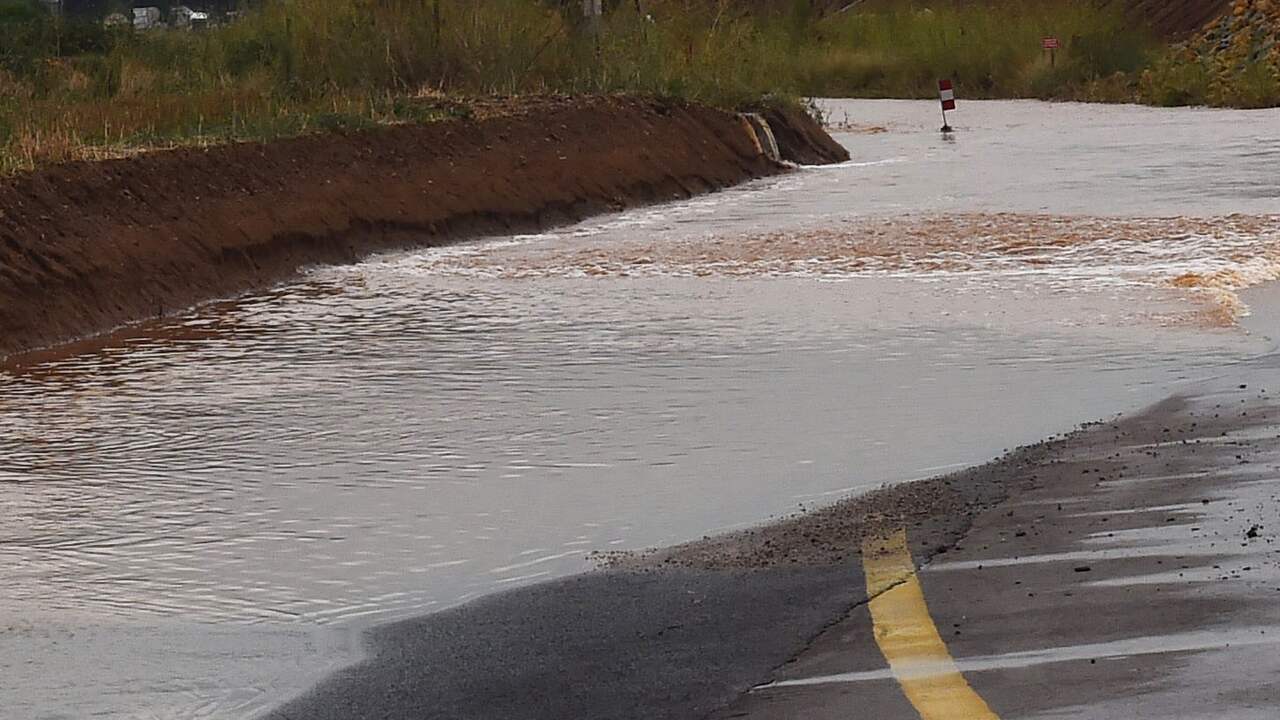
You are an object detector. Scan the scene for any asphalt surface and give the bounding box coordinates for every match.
[267,303,1280,720]
[716,388,1280,719]
[264,424,1021,720]
[265,566,862,720]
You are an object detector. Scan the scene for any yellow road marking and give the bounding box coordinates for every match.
[862,529,1000,720]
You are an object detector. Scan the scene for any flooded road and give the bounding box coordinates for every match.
[3,100,1279,719]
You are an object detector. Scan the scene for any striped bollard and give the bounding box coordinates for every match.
[938,79,956,133]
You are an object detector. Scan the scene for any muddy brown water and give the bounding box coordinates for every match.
[3,100,1279,719]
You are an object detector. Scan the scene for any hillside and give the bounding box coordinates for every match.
[1103,0,1230,36]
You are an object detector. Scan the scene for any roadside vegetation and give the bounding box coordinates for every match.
[0,0,1275,173]
[795,1,1159,101]
[1141,0,1280,108]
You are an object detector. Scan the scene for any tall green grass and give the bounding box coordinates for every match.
[0,0,1269,173]
[796,1,1157,99]
[0,0,819,171]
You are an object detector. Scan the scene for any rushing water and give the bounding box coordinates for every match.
[3,100,1279,719]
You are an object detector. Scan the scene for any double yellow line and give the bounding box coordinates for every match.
[862,529,1000,720]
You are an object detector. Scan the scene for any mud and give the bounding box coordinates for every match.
[0,96,845,360]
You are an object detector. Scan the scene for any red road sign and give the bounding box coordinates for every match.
[1042,37,1060,50]
[938,79,956,111]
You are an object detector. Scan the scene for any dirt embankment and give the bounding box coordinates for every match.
[0,96,846,360]
[756,105,850,165]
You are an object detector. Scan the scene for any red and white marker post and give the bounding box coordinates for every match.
[938,79,956,133]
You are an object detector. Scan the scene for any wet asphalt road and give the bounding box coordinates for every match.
[717,387,1280,719]
[267,295,1280,719]
[265,566,861,720]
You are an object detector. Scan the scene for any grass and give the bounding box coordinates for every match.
[0,0,1275,173]
[0,0,819,171]
[795,1,1159,100]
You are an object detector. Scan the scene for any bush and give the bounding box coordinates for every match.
[1140,53,1211,106]
[799,0,1157,99]
[0,0,55,74]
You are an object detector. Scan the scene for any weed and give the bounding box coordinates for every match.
[0,0,1271,173]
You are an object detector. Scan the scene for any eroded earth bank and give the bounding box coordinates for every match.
[0,96,844,360]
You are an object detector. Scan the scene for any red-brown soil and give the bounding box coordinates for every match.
[758,105,851,165]
[0,96,846,360]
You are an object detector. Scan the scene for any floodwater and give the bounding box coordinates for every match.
[3,100,1279,719]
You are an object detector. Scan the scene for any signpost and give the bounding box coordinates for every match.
[1042,37,1060,68]
[938,79,956,133]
